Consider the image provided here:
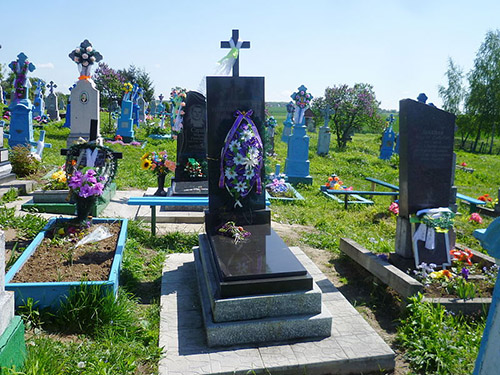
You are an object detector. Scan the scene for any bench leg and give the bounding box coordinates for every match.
[369,182,376,199]
[151,206,156,236]
[344,195,348,210]
[469,203,478,214]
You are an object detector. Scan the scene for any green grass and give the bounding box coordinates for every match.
[2,108,499,374]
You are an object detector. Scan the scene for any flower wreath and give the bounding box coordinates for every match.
[219,110,263,207]
[170,88,187,134]
[64,143,118,192]
[184,158,206,178]
[10,60,30,99]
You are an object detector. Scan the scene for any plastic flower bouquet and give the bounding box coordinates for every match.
[42,169,68,191]
[68,169,106,198]
[266,178,294,198]
[140,151,176,175]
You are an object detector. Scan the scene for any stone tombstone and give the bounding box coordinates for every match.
[0,230,15,339]
[8,53,35,148]
[317,106,333,156]
[149,100,157,116]
[137,90,146,123]
[305,108,315,132]
[116,86,134,142]
[171,91,208,194]
[379,115,396,160]
[285,85,313,185]
[45,81,60,121]
[395,99,455,259]
[0,121,13,179]
[67,39,103,147]
[205,76,268,233]
[281,100,295,142]
[32,80,45,118]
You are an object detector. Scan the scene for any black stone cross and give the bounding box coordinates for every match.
[47,80,57,94]
[220,29,250,77]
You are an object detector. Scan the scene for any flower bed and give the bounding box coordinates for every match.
[5,217,128,310]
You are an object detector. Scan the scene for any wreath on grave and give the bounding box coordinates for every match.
[10,60,30,99]
[68,39,103,68]
[219,110,263,208]
[184,158,206,178]
[64,143,118,192]
[170,88,187,134]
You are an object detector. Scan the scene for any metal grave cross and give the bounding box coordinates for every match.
[47,81,57,94]
[220,29,251,77]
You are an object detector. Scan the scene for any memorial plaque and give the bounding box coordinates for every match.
[206,76,266,222]
[174,91,207,182]
[399,99,455,216]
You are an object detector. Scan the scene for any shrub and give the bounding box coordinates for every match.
[9,146,40,177]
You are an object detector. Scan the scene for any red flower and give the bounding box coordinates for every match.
[450,248,473,265]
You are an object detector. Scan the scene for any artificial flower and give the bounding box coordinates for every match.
[469,212,483,224]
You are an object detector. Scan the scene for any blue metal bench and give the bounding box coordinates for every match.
[320,186,398,209]
[456,193,487,212]
[365,177,399,192]
[128,196,270,235]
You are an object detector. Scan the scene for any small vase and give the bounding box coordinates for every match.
[154,174,168,196]
[75,195,97,222]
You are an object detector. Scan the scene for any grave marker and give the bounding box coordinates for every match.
[220,29,250,77]
[379,114,396,160]
[317,105,333,156]
[115,83,135,142]
[63,84,75,128]
[284,85,313,185]
[170,91,208,196]
[137,89,146,123]
[281,101,294,142]
[32,80,45,118]
[45,80,60,121]
[395,98,455,265]
[67,40,103,147]
[0,121,13,180]
[8,53,35,148]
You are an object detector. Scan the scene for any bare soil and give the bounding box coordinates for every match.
[272,222,411,375]
[11,222,121,283]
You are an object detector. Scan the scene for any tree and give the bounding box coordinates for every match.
[117,65,155,102]
[438,58,464,115]
[92,62,124,109]
[466,30,500,152]
[314,83,383,149]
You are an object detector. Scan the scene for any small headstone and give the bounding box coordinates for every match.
[305,108,315,132]
[379,114,396,160]
[149,100,157,116]
[132,85,140,126]
[395,98,455,263]
[115,83,134,142]
[63,84,75,128]
[284,85,313,185]
[137,89,146,123]
[8,53,35,148]
[67,39,103,147]
[0,122,13,180]
[32,80,45,118]
[317,105,333,156]
[45,81,60,121]
[281,101,294,142]
[171,91,208,195]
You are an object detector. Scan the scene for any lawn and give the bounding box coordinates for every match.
[1,106,498,374]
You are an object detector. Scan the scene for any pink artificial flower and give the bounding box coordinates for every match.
[461,162,467,167]
[469,213,483,223]
[389,202,399,215]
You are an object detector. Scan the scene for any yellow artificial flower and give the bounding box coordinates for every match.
[429,270,454,279]
[141,159,151,170]
[141,152,150,160]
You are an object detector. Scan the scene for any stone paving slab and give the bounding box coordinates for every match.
[159,248,395,375]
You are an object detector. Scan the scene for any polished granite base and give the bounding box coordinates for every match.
[206,227,313,298]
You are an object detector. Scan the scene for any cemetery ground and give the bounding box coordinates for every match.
[0,106,499,374]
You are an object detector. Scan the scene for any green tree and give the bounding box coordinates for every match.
[314,83,383,149]
[438,57,464,115]
[118,65,155,102]
[92,62,124,109]
[466,30,500,153]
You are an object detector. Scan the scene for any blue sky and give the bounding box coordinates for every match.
[1,0,499,110]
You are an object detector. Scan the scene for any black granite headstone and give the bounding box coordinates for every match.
[399,99,455,217]
[205,76,269,232]
[170,91,208,196]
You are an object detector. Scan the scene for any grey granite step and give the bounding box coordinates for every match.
[197,234,322,322]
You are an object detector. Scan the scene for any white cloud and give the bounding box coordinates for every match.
[38,62,54,69]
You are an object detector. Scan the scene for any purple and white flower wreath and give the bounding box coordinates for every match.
[219,110,264,207]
